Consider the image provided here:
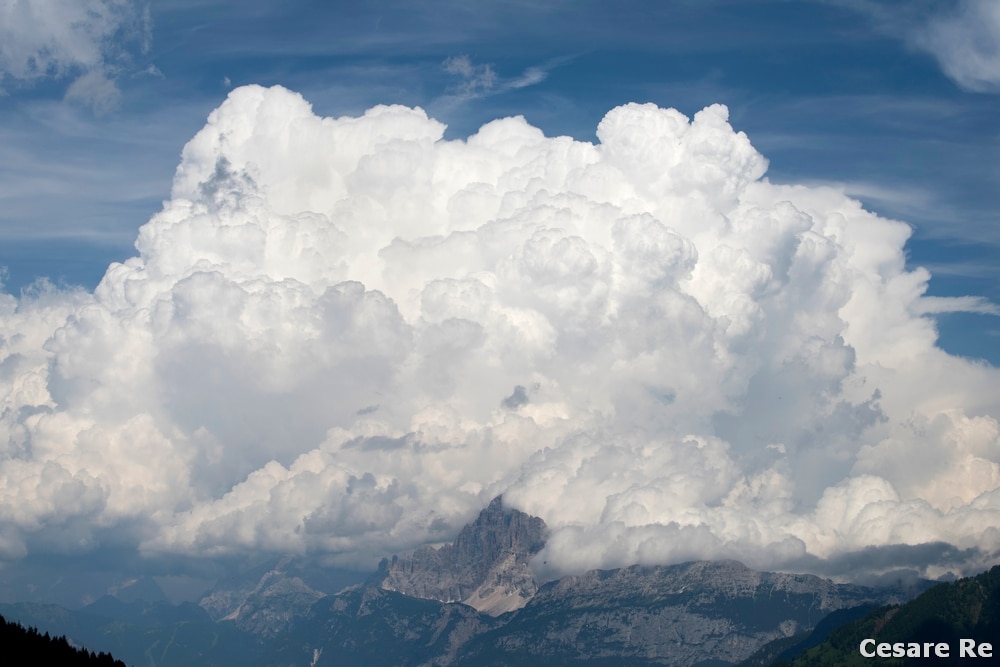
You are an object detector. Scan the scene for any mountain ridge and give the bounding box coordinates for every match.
[0,497,969,666]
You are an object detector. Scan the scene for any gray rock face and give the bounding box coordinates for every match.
[267,558,906,666]
[268,585,495,667]
[459,560,904,666]
[376,496,547,615]
[198,556,354,638]
[370,500,905,664]
[228,574,325,638]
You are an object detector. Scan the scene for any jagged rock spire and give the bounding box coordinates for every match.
[376,496,547,615]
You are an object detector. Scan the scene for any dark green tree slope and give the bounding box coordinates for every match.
[771,565,1000,666]
[1,612,128,666]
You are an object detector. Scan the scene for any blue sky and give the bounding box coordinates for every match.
[1,0,997,363]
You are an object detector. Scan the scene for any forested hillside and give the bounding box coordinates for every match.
[1,612,127,666]
[763,565,1000,666]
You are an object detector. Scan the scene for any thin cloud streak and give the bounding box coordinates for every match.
[916,296,1000,316]
[431,55,560,113]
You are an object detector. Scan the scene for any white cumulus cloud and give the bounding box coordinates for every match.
[1,85,998,581]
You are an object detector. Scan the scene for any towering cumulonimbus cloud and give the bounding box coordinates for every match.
[1,85,998,579]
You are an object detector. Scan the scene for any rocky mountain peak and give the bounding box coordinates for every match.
[197,556,363,638]
[375,495,547,615]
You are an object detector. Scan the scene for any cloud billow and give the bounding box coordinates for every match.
[1,85,998,580]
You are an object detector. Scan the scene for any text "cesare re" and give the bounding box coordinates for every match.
[860,638,993,659]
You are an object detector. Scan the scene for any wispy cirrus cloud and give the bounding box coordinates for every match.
[915,295,1000,316]
[829,0,1000,93]
[442,54,497,94]
[434,54,558,110]
[0,0,151,112]
[914,0,1000,93]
